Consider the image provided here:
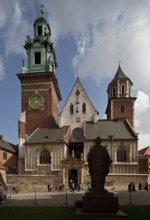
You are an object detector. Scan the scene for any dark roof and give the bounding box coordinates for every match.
[84,119,137,140]
[110,65,133,85]
[0,137,18,153]
[27,126,70,144]
[138,146,150,156]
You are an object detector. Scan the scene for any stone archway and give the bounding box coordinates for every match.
[68,168,78,187]
[61,156,84,188]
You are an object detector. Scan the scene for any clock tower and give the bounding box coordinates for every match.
[17,9,62,172]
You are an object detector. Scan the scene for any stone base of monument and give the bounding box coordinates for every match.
[83,192,118,213]
[76,192,127,217]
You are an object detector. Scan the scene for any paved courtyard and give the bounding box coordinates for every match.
[2,189,150,206]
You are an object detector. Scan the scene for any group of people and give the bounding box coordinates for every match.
[128,181,149,192]
[47,179,81,193]
[69,178,81,193]
[59,182,65,191]
[47,182,66,192]
[128,182,136,192]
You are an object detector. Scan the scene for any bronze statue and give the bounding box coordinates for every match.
[87,137,112,193]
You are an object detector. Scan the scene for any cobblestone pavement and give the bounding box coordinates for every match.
[1,190,150,206]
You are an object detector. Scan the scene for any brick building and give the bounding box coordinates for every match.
[138,147,150,174]
[0,135,18,174]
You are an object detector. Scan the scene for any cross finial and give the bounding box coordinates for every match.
[76,72,79,78]
[119,60,122,65]
[40,5,45,16]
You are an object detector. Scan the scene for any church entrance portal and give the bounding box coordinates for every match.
[68,169,78,187]
[61,157,85,188]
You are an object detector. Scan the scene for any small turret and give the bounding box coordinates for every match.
[33,7,51,40]
[105,65,136,127]
[22,7,57,73]
[107,64,133,99]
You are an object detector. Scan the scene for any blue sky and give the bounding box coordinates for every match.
[0,0,150,149]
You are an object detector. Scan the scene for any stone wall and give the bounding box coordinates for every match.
[106,173,148,190]
[6,173,61,192]
[6,173,148,192]
[83,173,148,191]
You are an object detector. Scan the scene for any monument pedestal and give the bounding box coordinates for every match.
[82,192,118,213]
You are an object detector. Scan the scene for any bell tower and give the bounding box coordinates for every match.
[17,9,62,172]
[105,65,136,127]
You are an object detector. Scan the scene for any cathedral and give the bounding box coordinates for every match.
[7,10,148,191]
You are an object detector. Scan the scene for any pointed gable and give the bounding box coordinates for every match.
[59,77,99,128]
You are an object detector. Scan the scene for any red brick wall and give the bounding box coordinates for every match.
[138,156,148,173]
[18,121,26,137]
[112,99,134,126]
[107,99,134,127]
[21,82,59,136]
[0,150,18,174]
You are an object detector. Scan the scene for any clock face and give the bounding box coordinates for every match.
[72,128,83,140]
[28,95,44,110]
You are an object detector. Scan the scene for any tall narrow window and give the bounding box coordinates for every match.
[3,152,7,160]
[35,52,41,64]
[44,27,47,37]
[82,102,86,113]
[40,150,51,164]
[70,103,74,114]
[121,105,125,113]
[112,87,116,96]
[121,85,125,94]
[117,148,126,162]
[38,25,42,35]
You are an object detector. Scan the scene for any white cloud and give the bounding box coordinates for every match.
[135,90,150,149]
[135,90,150,117]
[69,1,150,89]
[0,55,5,80]
[4,1,32,56]
[138,133,150,150]
[43,1,150,93]
[0,8,6,28]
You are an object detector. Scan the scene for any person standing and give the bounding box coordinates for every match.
[70,181,75,193]
[145,182,148,191]
[139,182,142,190]
[47,183,52,192]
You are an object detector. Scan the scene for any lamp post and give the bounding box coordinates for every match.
[108,135,114,159]
[108,135,114,173]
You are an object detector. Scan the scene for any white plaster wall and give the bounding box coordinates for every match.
[25,143,67,172]
[59,78,98,130]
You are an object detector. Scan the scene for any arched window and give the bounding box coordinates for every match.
[40,150,51,164]
[38,25,42,35]
[82,102,86,113]
[70,103,74,114]
[117,148,126,162]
